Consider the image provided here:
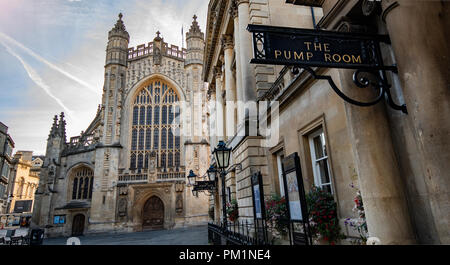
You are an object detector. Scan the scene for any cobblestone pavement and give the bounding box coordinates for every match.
[43,225,208,245]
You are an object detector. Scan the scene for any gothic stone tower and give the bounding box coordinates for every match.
[32,14,210,237]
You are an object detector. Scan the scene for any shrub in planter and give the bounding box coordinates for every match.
[226,199,239,222]
[306,186,345,245]
[265,194,289,239]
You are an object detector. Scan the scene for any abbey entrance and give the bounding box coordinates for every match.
[142,196,164,230]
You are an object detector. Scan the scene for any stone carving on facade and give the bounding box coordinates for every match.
[229,0,238,18]
[119,186,128,195]
[362,0,380,16]
[153,47,162,65]
[175,194,183,214]
[221,35,234,50]
[175,181,184,192]
[118,197,127,217]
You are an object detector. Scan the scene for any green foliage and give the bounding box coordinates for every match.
[306,186,345,245]
[265,194,289,236]
[226,199,239,222]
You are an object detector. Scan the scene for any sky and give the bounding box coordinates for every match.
[0,0,208,155]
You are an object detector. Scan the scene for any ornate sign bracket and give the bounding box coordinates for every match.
[248,24,407,114]
[292,66,407,114]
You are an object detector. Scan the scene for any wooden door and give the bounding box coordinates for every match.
[72,214,85,236]
[142,196,164,229]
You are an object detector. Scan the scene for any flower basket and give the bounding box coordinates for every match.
[226,199,239,222]
[265,194,289,241]
[306,186,345,245]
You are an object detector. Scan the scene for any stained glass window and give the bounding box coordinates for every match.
[130,79,181,172]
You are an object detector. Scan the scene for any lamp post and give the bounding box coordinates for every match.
[213,141,232,229]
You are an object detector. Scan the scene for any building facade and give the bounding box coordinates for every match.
[203,0,449,244]
[32,14,211,237]
[0,122,15,215]
[7,151,41,214]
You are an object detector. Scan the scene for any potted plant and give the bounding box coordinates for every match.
[306,186,345,245]
[265,194,289,243]
[226,199,239,222]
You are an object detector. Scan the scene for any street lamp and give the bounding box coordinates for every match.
[212,141,232,229]
[187,169,197,187]
[207,165,217,182]
[213,141,231,169]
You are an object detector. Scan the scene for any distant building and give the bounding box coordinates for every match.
[32,14,211,237]
[0,122,15,214]
[7,151,41,214]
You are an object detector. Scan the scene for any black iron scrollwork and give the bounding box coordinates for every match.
[292,66,407,114]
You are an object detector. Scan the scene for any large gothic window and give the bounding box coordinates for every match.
[130,79,181,171]
[70,167,94,200]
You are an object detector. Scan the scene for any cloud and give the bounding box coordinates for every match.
[0,39,74,117]
[0,31,99,95]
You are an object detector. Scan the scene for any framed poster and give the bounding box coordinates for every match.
[281,153,308,222]
[251,172,265,220]
[285,171,302,221]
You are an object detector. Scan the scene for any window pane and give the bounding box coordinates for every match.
[83,177,89,199]
[137,154,143,169]
[313,135,325,159]
[138,129,145,150]
[153,130,159,150]
[161,153,166,168]
[146,106,152,125]
[161,128,167,149]
[131,129,137,150]
[72,178,78,200]
[130,154,136,169]
[139,106,146,125]
[145,128,151,150]
[133,106,139,125]
[78,178,83,199]
[154,106,160,124]
[168,129,173,149]
[317,159,331,185]
[162,106,167,124]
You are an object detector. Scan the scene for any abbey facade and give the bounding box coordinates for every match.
[32,14,210,237]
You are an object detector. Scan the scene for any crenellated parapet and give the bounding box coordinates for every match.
[128,42,187,61]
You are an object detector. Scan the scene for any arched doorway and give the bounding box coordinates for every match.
[142,196,164,230]
[72,214,85,236]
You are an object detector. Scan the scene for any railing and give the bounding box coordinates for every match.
[118,174,148,184]
[128,42,187,61]
[208,220,271,245]
[64,133,98,155]
[157,171,185,181]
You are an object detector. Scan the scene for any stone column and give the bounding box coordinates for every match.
[237,0,257,122]
[340,67,415,244]
[209,90,217,151]
[381,0,450,244]
[214,67,225,141]
[222,35,237,139]
[230,1,245,130]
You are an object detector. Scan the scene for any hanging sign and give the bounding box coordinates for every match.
[248,24,394,71]
[192,181,216,191]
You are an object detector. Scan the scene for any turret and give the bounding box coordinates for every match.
[185,15,205,66]
[105,13,130,67]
